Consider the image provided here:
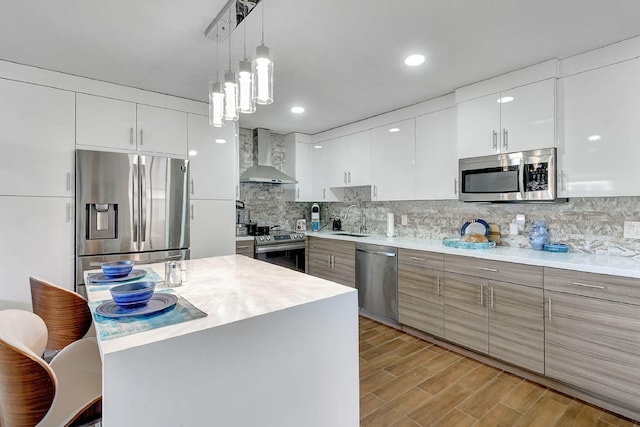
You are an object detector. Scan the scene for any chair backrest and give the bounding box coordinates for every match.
[29,277,93,351]
[0,309,56,427]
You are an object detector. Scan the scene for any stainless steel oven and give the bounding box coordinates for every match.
[254,232,306,273]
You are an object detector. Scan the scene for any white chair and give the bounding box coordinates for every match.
[0,309,102,427]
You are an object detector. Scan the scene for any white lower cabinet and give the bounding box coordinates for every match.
[189,200,235,259]
[558,57,640,197]
[0,196,74,309]
[0,79,75,197]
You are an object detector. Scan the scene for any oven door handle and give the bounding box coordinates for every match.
[255,243,306,253]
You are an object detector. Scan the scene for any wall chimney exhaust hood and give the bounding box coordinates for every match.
[239,128,297,184]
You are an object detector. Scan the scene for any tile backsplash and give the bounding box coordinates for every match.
[238,128,640,258]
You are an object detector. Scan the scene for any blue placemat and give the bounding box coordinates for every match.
[89,289,207,341]
[86,267,163,292]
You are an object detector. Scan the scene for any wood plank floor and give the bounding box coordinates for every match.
[359,316,639,427]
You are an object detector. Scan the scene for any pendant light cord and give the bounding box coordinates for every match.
[261,1,265,44]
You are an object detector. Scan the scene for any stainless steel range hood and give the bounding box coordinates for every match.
[240,128,297,184]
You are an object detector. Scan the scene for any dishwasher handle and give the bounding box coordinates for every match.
[356,248,397,257]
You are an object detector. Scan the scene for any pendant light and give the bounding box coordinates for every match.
[238,4,255,114]
[209,29,225,127]
[253,2,273,105]
[223,9,239,121]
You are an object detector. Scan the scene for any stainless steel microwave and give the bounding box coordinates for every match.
[458,147,557,202]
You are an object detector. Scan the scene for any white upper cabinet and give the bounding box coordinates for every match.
[323,132,371,188]
[370,118,416,201]
[283,133,313,202]
[76,93,137,150]
[76,93,188,156]
[558,57,640,197]
[0,79,75,197]
[187,114,236,200]
[310,142,339,202]
[457,79,556,158]
[136,104,188,156]
[415,108,458,200]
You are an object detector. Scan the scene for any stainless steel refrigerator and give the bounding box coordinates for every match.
[75,149,190,293]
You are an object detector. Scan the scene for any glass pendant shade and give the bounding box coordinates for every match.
[223,71,239,121]
[238,60,256,114]
[208,79,225,127]
[253,44,273,105]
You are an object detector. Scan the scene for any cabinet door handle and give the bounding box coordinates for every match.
[237,245,251,249]
[344,172,347,184]
[409,256,425,261]
[503,128,508,150]
[475,267,498,273]
[348,171,351,184]
[437,276,441,296]
[327,254,331,268]
[65,202,71,223]
[323,188,326,199]
[454,178,457,196]
[332,254,335,269]
[492,130,498,150]
[139,129,144,146]
[129,127,134,145]
[191,179,195,195]
[66,172,71,192]
[296,187,300,199]
[561,170,566,192]
[190,204,194,220]
[548,297,552,322]
[571,281,606,290]
[490,286,495,308]
[480,284,484,306]
[373,185,378,198]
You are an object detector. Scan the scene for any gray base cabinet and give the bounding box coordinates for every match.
[444,255,544,374]
[397,249,444,337]
[307,237,355,287]
[544,268,640,411]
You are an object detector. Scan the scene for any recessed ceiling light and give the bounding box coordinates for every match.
[215,138,226,144]
[404,54,425,66]
[314,145,323,149]
[587,135,602,142]
[291,106,305,114]
[388,128,400,133]
[188,149,198,156]
[497,96,514,103]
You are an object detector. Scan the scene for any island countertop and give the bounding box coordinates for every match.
[86,255,359,427]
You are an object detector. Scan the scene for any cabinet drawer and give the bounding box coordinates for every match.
[445,254,542,288]
[308,237,355,256]
[398,248,443,270]
[544,267,640,305]
[235,240,254,258]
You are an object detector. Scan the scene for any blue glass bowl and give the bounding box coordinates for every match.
[101,260,135,278]
[110,281,155,307]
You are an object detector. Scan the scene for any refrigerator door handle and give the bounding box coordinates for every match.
[140,162,147,242]
[132,162,139,244]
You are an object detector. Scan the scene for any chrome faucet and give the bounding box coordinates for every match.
[345,204,360,233]
[360,210,367,234]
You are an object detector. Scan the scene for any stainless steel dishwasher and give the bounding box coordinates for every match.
[355,243,398,322]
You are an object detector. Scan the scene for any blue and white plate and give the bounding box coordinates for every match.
[460,219,490,237]
[95,293,178,318]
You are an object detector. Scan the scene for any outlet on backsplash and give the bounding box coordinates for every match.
[623,221,640,239]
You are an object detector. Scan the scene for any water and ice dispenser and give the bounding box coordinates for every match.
[86,203,118,240]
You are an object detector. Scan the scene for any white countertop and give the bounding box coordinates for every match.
[87,255,355,355]
[308,231,640,279]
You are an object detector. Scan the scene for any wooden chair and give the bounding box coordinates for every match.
[0,309,102,427]
[30,276,95,353]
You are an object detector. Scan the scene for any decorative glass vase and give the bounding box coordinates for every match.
[529,221,547,250]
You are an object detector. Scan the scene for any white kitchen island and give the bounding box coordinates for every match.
[86,255,359,427]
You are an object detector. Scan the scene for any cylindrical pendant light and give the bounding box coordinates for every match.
[238,59,255,113]
[253,3,273,105]
[209,29,225,127]
[209,79,225,127]
[223,10,239,121]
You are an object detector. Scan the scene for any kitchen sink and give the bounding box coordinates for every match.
[333,232,369,238]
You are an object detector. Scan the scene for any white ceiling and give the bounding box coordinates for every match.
[2,0,640,135]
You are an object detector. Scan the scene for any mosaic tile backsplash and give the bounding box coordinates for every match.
[238,128,640,258]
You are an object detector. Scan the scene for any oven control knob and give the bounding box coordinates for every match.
[266,236,271,241]
[294,234,300,239]
[259,237,264,242]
